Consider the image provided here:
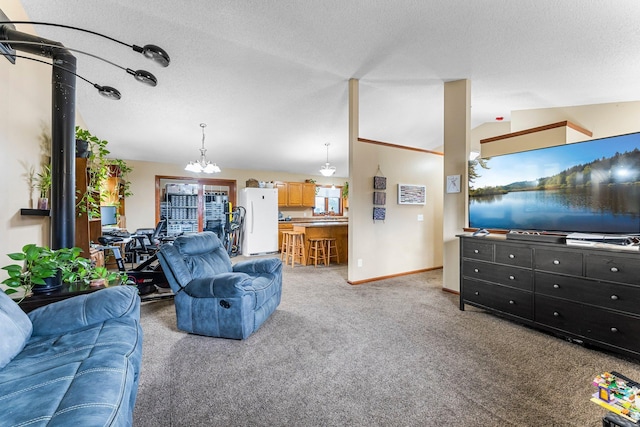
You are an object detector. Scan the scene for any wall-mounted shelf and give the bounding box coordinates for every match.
[20,208,50,217]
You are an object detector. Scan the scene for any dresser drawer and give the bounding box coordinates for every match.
[495,244,532,268]
[535,295,640,354]
[586,254,640,285]
[463,260,532,291]
[462,240,494,261]
[534,248,583,275]
[463,279,533,320]
[535,272,640,315]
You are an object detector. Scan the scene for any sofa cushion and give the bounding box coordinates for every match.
[0,290,32,369]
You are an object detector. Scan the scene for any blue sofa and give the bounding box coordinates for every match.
[157,231,282,339]
[0,286,143,426]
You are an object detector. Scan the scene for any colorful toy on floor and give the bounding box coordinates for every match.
[592,372,640,422]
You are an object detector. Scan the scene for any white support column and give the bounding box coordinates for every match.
[347,78,358,282]
[442,79,471,291]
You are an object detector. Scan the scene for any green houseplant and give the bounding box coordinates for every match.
[2,245,130,302]
[75,127,133,217]
[36,164,52,210]
[2,244,60,302]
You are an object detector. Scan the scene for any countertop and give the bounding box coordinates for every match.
[291,222,348,227]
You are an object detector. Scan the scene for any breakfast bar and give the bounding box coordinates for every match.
[291,222,348,265]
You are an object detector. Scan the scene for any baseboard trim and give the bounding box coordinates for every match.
[441,287,460,295]
[347,266,443,285]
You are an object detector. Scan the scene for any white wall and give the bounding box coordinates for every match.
[348,140,443,283]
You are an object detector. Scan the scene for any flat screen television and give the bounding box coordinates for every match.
[100,205,118,227]
[468,131,640,235]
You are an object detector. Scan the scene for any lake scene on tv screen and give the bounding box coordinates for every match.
[469,132,640,234]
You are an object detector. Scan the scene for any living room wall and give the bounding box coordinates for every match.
[348,140,444,283]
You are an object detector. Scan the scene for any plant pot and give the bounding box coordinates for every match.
[33,270,62,294]
[37,198,49,210]
[76,139,90,158]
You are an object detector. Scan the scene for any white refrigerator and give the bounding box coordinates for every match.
[239,188,279,255]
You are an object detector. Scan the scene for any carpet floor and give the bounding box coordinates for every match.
[134,260,640,426]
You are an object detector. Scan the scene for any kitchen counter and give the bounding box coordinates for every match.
[292,223,348,265]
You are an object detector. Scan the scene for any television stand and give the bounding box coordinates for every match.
[458,233,640,360]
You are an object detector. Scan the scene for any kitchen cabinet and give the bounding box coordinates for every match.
[277,181,316,207]
[276,182,288,206]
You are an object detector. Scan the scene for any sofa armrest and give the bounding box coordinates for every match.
[29,286,140,337]
[233,257,282,275]
[184,273,254,298]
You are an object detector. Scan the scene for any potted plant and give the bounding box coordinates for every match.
[3,245,131,301]
[36,164,52,210]
[1,244,60,302]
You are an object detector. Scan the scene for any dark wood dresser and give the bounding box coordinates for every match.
[459,234,640,359]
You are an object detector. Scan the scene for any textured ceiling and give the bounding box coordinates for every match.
[12,0,640,177]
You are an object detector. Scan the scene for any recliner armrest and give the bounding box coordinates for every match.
[184,273,253,298]
[233,257,282,275]
[29,286,140,337]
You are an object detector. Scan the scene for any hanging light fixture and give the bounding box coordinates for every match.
[319,142,336,176]
[185,123,221,174]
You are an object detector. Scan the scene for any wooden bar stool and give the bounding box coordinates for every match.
[288,231,306,267]
[325,238,339,265]
[307,238,327,267]
[280,231,293,263]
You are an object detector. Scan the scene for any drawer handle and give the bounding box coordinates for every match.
[474,291,479,296]
[611,327,618,333]
[610,267,619,273]
[509,275,515,280]
[553,284,560,289]
[553,260,560,265]
[509,254,515,259]
[474,249,479,254]
[509,300,515,305]
[611,295,619,300]
[553,311,560,317]
[474,268,479,273]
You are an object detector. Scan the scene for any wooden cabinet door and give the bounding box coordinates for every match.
[287,182,303,206]
[302,183,316,207]
[275,182,288,206]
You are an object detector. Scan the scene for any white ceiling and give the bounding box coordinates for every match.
[13,0,640,178]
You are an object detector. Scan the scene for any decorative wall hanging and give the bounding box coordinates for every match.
[373,165,386,222]
[373,191,386,205]
[373,175,387,190]
[398,184,426,205]
[373,207,386,221]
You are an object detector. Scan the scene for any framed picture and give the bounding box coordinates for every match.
[398,184,426,205]
[373,191,386,205]
[373,176,387,190]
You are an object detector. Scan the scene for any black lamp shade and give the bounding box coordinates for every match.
[95,84,121,100]
[126,68,157,86]
[134,44,170,67]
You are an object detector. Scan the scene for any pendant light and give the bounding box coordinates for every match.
[319,142,336,176]
[185,123,221,174]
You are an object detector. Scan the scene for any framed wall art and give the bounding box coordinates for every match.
[398,184,426,205]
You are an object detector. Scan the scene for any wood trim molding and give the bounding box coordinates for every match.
[358,137,444,156]
[480,120,592,144]
[347,266,443,285]
[442,287,460,296]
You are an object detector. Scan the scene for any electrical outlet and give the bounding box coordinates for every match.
[357,259,363,267]
[417,214,424,221]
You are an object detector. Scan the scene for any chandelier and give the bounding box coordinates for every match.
[185,123,221,174]
[319,142,336,176]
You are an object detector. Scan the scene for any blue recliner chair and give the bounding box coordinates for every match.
[157,231,282,339]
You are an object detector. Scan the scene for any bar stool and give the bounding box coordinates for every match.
[325,238,339,265]
[280,231,293,263]
[307,238,327,267]
[288,231,306,267]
